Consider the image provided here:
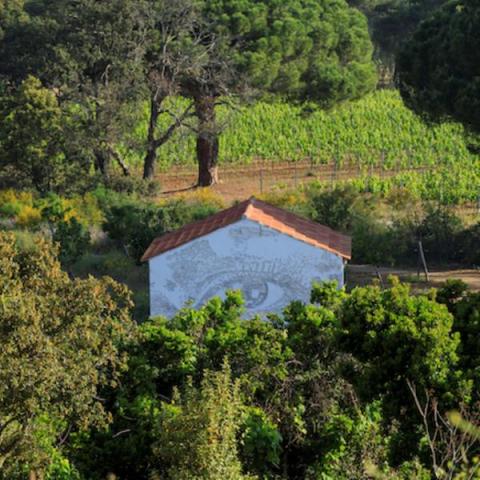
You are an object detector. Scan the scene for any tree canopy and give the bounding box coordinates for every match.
[350,0,445,67]
[205,0,377,105]
[0,0,376,187]
[0,232,135,475]
[182,0,377,185]
[396,0,480,135]
[0,76,66,193]
[70,280,471,479]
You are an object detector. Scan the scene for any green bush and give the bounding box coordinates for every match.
[456,222,480,266]
[241,408,282,475]
[53,217,91,267]
[416,206,463,263]
[103,198,219,262]
[309,186,360,232]
[104,174,161,197]
[152,362,252,480]
[306,186,471,266]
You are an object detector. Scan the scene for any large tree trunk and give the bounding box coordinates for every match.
[143,148,156,180]
[29,470,44,480]
[143,96,161,180]
[194,95,219,187]
[94,149,110,178]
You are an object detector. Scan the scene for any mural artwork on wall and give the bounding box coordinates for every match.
[150,223,343,317]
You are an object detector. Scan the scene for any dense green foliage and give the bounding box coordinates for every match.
[0,0,376,185]
[188,0,376,184]
[2,185,478,273]
[204,0,376,105]
[64,281,479,479]
[1,209,479,478]
[305,186,479,265]
[351,0,445,68]
[397,0,480,135]
[0,0,149,178]
[0,232,135,476]
[0,0,479,476]
[153,362,251,479]
[0,77,68,193]
[103,197,220,262]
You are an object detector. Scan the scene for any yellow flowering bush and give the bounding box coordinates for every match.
[15,204,43,227]
[178,188,226,209]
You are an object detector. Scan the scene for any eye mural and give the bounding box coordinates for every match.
[195,265,308,313]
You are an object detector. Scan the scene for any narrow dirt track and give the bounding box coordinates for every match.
[157,160,428,203]
[347,265,480,292]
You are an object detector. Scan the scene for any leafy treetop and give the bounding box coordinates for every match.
[397,0,480,135]
[0,232,135,474]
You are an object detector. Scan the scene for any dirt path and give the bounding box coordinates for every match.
[347,265,480,292]
[157,160,428,203]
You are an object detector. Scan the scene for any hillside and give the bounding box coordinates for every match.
[127,90,478,170]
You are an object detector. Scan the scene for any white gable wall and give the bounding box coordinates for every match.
[148,218,344,318]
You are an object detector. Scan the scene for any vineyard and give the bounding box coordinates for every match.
[125,90,480,204]
[127,90,478,169]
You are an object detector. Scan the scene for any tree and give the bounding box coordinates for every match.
[0,232,135,475]
[349,0,445,84]
[0,0,24,40]
[396,0,480,136]
[102,197,219,262]
[337,278,460,407]
[69,280,467,478]
[141,0,202,180]
[0,76,67,193]
[0,0,149,178]
[153,361,253,480]
[186,0,377,186]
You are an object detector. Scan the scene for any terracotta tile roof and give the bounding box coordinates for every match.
[141,197,352,262]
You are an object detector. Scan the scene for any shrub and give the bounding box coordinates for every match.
[53,217,91,267]
[309,185,361,233]
[241,408,282,475]
[0,189,42,228]
[0,232,135,475]
[103,198,220,262]
[179,188,226,210]
[104,174,161,197]
[152,362,252,480]
[456,222,480,266]
[259,186,311,217]
[416,205,463,263]
[67,193,104,226]
[15,204,43,227]
[337,277,461,410]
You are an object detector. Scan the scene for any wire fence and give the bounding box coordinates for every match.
[159,158,480,216]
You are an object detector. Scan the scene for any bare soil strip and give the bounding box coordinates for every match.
[157,160,428,202]
[347,265,480,292]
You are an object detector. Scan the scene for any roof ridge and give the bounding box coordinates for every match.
[250,197,341,235]
[141,196,351,262]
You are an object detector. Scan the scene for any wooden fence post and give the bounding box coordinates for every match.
[418,240,430,282]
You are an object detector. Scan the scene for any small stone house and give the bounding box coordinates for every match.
[142,197,351,318]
